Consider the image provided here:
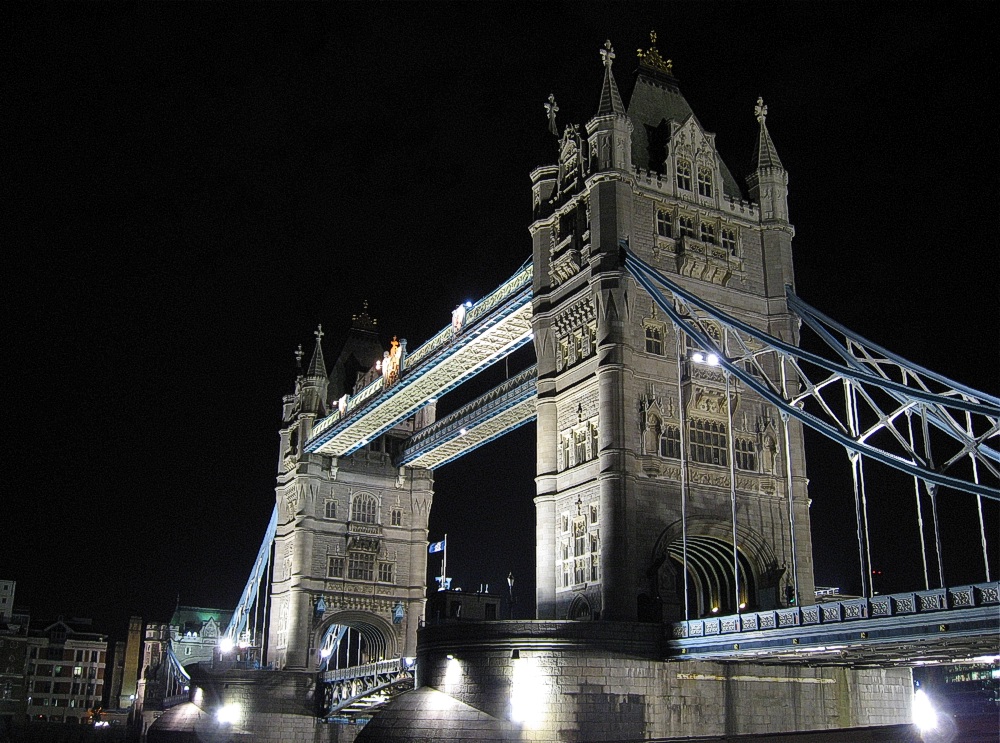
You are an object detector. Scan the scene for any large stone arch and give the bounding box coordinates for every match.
[651,517,784,619]
[313,610,399,671]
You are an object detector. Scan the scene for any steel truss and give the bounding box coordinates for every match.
[623,244,1000,502]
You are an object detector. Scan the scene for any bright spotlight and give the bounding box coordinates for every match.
[510,655,545,728]
[444,655,462,693]
[692,352,705,363]
[218,637,234,653]
[216,703,240,725]
[706,353,719,365]
[912,689,937,732]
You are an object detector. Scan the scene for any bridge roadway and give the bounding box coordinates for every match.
[305,260,533,459]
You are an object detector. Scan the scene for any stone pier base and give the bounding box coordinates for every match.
[357,621,915,742]
[146,668,361,743]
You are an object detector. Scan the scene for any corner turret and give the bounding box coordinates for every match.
[586,41,633,174]
[745,98,795,295]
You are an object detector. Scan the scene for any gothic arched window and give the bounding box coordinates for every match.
[645,323,664,355]
[659,425,681,459]
[721,228,737,254]
[735,438,757,471]
[656,209,672,238]
[678,216,695,239]
[698,166,713,197]
[350,493,378,524]
[676,160,692,191]
[700,222,716,245]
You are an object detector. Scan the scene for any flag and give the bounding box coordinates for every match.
[428,538,446,554]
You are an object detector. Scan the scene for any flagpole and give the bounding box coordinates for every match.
[442,533,448,588]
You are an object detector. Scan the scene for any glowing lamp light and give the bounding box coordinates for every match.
[711,606,720,614]
[706,353,719,365]
[464,301,473,308]
[218,637,234,653]
[692,352,705,363]
[216,703,241,725]
[320,645,332,659]
[459,428,468,436]
[510,655,545,728]
[444,655,462,693]
[912,689,937,732]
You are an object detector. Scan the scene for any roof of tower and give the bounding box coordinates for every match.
[327,303,384,399]
[751,97,784,170]
[306,324,327,378]
[596,40,626,116]
[626,34,744,199]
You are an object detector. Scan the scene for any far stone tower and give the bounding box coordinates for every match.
[267,308,435,671]
[530,37,813,623]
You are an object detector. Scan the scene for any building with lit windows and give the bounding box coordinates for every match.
[25,619,107,724]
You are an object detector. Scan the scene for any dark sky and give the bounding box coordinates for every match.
[6,3,997,640]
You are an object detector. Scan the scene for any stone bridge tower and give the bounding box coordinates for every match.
[530,38,814,623]
[267,310,435,671]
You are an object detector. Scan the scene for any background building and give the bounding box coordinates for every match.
[25,618,107,724]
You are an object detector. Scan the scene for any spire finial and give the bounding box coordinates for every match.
[600,40,615,69]
[294,344,304,369]
[544,94,559,136]
[755,97,768,124]
[314,324,324,343]
[637,29,673,76]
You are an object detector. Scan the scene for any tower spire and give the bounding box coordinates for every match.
[751,97,784,170]
[596,40,625,116]
[306,324,327,378]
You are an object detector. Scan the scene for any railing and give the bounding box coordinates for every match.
[321,657,409,683]
[672,581,999,639]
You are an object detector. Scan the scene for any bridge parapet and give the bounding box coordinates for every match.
[670,581,999,665]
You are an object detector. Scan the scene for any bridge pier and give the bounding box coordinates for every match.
[357,621,915,742]
[146,667,361,743]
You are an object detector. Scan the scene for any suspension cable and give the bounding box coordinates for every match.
[674,322,690,623]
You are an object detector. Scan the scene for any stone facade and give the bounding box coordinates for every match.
[530,39,813,625]
[358,621,913,741]
[267,316,435,673]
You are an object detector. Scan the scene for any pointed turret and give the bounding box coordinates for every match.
[596,41,625,116]
[306,324,327,379]
[586,40,633,174]
[746,97,794,296]
[751,97,784,171]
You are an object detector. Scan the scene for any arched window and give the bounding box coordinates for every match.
[678,216,695,239]
[676,160,692,191]
[698,166,713,197]
[325,501,337,520]
[659,425,681,459]
[735,438,757,471]
[689,419,728,466]
[656,209,672,238]
[645,324,664,355]
[721,228,737,254]
[350,493,378,524]
[700,222,716,245]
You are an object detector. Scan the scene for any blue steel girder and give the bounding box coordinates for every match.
[622,244,1000,501]
[305,260,533,458]
[224,505,277,642]
[396,366,538,469]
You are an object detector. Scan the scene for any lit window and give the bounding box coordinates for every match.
[659,425,681,459]
[676,160,692,190]
[700,222,716,244]
[679,216,695,238]
[689,420,728,466]
[645,324,664,355]
[656,209,672,238]
[698,166,713,197]
[347,553,375,582]
[735,439,758,471]
[327,557,344,579]
[350,493,378,524]
[324,501,337,520]
[721,229,736,254]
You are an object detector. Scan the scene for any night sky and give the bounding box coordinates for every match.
[7,3,997,640]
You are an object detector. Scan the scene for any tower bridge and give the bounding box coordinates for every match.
[147,35,998,743]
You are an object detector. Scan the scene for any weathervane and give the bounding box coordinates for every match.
[600,40,615,69]
[544,93,559,136]
[755,97,768,124]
